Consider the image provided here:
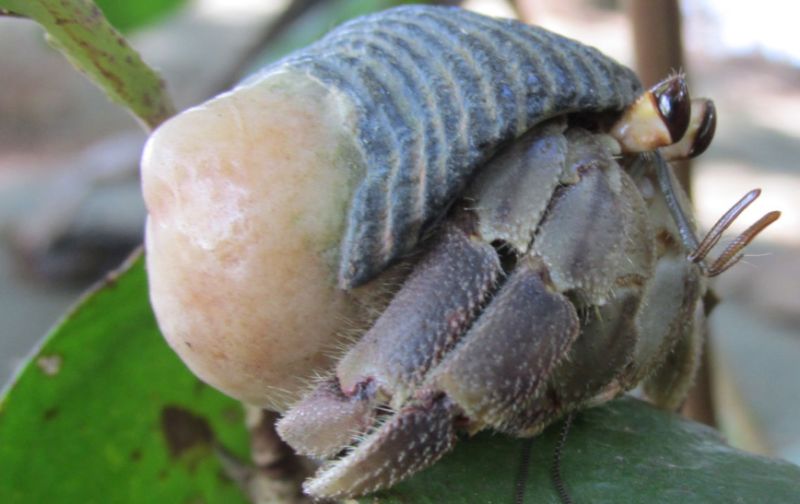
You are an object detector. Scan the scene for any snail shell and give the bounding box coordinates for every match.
[143,6,642,408]
[254,5,642,288]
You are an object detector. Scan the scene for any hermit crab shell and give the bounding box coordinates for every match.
[142,6,641,409]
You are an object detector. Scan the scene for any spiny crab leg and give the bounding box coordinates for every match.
[303,256,580,499]
[303,394,460,498]
[276,222,502,459]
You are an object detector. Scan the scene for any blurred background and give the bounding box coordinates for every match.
[1,0,797,465]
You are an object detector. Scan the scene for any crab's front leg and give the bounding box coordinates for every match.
[277,220,503,459]
[303,253,583,499]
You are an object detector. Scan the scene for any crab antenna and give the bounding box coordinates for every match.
[552,413,575,504]
[689,189,761,262]
[707,210,781,277]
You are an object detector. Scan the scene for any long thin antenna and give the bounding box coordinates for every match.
[552,413,575,504]
[653,153,781,276]
[707,211,781,277]
[689,189,761,262]
[514,438,534,504]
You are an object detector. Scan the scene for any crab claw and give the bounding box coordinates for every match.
[304,394,459,499]
[276,378,376,459]
[302,256,582,499]
[277,223,501,458]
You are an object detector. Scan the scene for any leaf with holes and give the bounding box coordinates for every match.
[0,254,250,503]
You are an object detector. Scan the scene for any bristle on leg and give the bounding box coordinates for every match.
[303,394,460,499]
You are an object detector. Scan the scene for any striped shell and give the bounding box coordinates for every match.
[256,5,642,288]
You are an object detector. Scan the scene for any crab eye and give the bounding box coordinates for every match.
[609,74,692,153]
[687,99,716,158]
[650,75,690,143]
[659,98,717,161]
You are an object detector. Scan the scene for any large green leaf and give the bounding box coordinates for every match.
[369,397,800,503]
[0,0,174,129]
[95,0,187,32]
[0,253,249,503]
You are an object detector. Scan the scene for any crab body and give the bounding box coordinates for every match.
[277,116,707,497]
[139,5,773,500]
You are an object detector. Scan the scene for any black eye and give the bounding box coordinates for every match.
[688,100,717,158]
[651,76,690,143]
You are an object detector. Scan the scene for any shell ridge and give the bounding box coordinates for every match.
[366,27,449,240]
[349,40,426,263]
[253,5,642,287]
[416,11,501,143]
[393,16,474,203]
[370,19,468,204]
[294,57,395,276]
[452,14,557,138]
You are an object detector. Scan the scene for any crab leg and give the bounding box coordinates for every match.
[644,305,705,411]
[303,394,460,499]
[277,222,501,458]
[429,256,580,434]
[302,256,580,499]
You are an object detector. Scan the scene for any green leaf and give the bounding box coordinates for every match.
[94,0,187,32]
[367,397,800,503]
[0,0,175,129]
[0,253,249,504]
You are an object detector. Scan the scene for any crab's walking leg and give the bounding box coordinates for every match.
[303,394,460,498]
[429,256,580,433]
[277,222,501,458]
[302,257,581,499]
[273,378,376,459]
[644,305,705,411]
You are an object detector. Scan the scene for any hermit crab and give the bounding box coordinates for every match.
[140,5,779,500]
